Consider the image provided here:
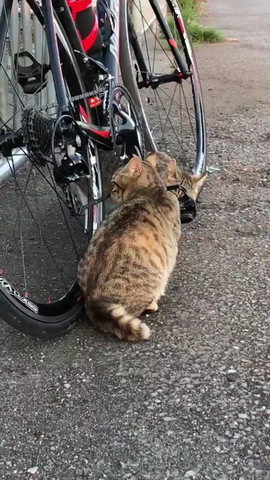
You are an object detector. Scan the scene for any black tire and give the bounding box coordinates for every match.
[0,279,82,338]
[119,0,207,175]
[0,0,104,337]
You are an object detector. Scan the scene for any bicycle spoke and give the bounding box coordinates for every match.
[47,165,80,261]
[1,159,35,271]
[32,166,50,299]
[131,1,177,70]
[0,3,97,304]
[161,82,178,133]
[15,171,28,294]
[179,84,196,142]
[31,160,89,233]
[2,160,71,291]
[137,0,152,75]
[154,88,187,159]
[123,0,205,169]
[157,85,196,122]
[153,90,166,146]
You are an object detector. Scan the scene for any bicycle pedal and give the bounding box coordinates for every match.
[167,184,197,223]
[14,52,50,95]
[179,196,197,224]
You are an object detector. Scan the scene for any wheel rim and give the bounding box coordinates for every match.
[121,1,206,172]
[0,1,102,309]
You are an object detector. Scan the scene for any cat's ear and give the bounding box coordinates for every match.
[145,152,158,168]
[192,172,207,199]
[193,173,207,188]
[125,155,143,178]
[167,158,179,185]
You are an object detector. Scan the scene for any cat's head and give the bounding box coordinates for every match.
[145,151,207,201]
[111,154,171,203]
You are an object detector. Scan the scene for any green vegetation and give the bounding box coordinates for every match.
[187,22,225,43]
[180,0,200,24]
[170,0,225,44]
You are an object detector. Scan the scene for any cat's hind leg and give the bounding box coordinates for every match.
[143,300,159,314]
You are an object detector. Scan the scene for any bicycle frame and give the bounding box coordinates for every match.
[40,0,192,127]
[0,0,120,144]
[0,0,204,167]
[149,0,191,76]
[127,0,192,92]
[0,0,12,62]
[0,0,193,130]
[44,0,121,147]
[44,0,120,112]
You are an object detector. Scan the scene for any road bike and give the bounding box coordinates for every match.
[0,0,207,337]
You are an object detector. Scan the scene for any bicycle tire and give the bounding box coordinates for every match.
[0,0,104,337]
[119,0,207,175]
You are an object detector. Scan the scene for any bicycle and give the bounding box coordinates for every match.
[0,0,207,337]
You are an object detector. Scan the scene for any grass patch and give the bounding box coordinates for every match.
[169,0,225,44]
[168,15,225,43]
[188,22,225,43]
[180,0,201,24]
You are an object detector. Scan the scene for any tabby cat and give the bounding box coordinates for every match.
[77,154,180,341]
[77,152,206,341]
[146,151,206,201]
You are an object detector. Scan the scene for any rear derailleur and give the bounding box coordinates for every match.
[21,107,92,219]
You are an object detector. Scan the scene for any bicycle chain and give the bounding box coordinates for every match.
[39,86,106,113]
[22,83,108,166]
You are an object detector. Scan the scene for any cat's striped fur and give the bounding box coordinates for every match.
[77,154,181,340]
[77,152,206,341]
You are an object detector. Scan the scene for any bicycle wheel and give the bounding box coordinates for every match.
[0,0,104,337]
[120,0,207,175]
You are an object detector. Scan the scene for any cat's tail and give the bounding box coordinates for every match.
[86,300,151,341]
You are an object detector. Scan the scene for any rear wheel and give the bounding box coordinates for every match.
[120,0,207,175]
[0,0,104,337]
